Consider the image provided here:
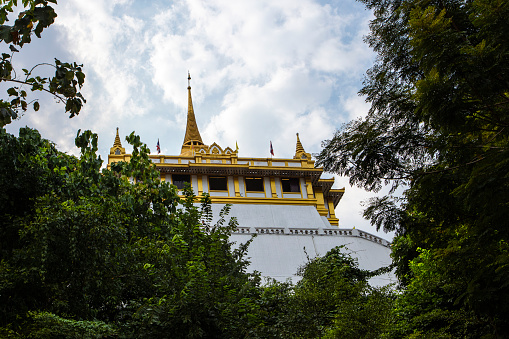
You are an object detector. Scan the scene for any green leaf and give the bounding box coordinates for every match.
[65,70,74,81]
[7,87,16,96]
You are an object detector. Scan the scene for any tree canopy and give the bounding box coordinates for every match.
[0,126,395,338]
[317,0,509,336]
[0,127,265,337]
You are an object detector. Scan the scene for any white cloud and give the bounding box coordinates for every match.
[3,0,392,240]
[342,93,371,121]
[55,0,152,121]
[202,67,334,156]
[148,0,372,105]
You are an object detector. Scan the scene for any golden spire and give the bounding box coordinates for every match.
[110,127,125,155]
[181,72,205,155]
[113,127,122,148]
[295,133,305,154]
[294,133,311,160]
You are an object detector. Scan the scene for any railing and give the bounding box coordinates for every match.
[357,231,388,246]
[231,227,390,247]
[289,228,319,235]
[255,227,285,234]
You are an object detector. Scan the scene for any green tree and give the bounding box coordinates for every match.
[0,127,261,338]
[290,247,372,338]
[317,0,509,336]
[0,0,86,127]
[386,248,490,339]
[251,246,394,339]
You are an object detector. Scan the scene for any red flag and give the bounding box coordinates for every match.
[156,139,161,154]
[270,141,274,156]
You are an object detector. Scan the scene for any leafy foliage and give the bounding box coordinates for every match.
[249,247,395,339]
[0,127,263,338]
[0,0,86,126]
[0,132,394,337]
[317,0,509,336]
[24,311,117,339]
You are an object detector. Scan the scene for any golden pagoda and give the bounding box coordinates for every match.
[107,74,394,285]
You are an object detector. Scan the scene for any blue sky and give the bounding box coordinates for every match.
[4,0,395,240]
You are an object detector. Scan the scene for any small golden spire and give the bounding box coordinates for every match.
[294,133,310,160]
[110,127,126,155]
[113,127,122,148]
[295,133,305,154]
[181,72,205,155]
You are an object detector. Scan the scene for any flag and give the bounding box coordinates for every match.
[270,141,274,156]
[156,139,160,154]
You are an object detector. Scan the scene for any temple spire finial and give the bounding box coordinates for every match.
[110,127,126,155]
[295,133,305,154]
[181,72,205,155]
[113,127,122,148]
[294,132,310,160]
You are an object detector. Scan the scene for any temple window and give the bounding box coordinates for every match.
[281,178,300,193]
[172,174,191,189]
[245,177,264,192]
[209,176,228,191]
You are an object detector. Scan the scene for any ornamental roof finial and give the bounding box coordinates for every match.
[295,133,305,154]
[113,127,122,148]
[294,133,310,160]
[181,72,205,155]
[110,127,126,155]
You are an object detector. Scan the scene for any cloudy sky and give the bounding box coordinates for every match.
[4,0,395,241]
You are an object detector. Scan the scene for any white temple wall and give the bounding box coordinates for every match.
[211,204,333,230]
[230,233,395,286]
[208,203,395,286]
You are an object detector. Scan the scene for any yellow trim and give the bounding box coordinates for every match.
[306,178,314,198]
[233,176,241,197]
[314,187,329,216]
[326,199,339,226]
[197,175,203,195]
[184,196,320,206]
[327,217,339,226]
[270,177,278,198]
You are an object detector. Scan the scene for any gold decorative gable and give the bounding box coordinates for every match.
[205,143,235,156]
[209,142,222,155]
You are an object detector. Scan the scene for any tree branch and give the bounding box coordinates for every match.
[0,77,67,103]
